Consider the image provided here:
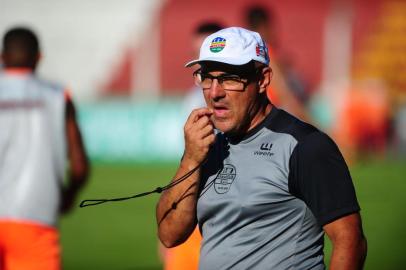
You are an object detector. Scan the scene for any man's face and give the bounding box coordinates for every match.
[199,62,267,136]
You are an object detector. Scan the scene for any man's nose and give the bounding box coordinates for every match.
[209,79,226,100]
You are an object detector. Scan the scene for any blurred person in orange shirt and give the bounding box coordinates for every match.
[0,27,89,270]
[333,80,390,161]
[159,226,201,270]
[245,5,309,121]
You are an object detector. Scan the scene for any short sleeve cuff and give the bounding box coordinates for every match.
[318,204,360,226]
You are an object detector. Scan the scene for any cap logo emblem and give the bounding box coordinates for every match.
[256,43,268,60]
[210,37,226,53]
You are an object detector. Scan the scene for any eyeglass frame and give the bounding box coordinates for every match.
[192,68,262,92]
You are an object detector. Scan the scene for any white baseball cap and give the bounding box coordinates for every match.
[185,27,270,67]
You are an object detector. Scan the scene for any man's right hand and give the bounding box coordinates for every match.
[157,108,215,247]
[183,108,216,166]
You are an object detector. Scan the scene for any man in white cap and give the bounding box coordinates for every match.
[156,27,367,269]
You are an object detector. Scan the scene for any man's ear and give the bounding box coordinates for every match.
[35,53,42,64]
[258,67,272,94]
[31,52,41,70]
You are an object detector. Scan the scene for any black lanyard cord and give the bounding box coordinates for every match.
[79,159,205,208]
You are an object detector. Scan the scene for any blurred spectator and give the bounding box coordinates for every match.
[310,79,391,163]
[0,27,89,270]
[333,80,390,161]
[245,5,309,120]
[159,226,201,270]
[163,21,224,270]
[394,104,406,154]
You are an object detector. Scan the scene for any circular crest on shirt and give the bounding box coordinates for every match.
[214,164,236,194]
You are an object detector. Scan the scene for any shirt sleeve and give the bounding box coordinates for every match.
[288,131,360,226]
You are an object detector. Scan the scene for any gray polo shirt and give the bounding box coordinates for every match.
[197,107,360,269]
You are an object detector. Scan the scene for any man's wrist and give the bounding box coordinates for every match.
[179,157,201,171]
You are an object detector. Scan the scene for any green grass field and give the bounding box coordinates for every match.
[61,158,406,269]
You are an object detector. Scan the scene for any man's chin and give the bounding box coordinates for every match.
[212,118,227,130]
[213,122,235,135]
[213,120,247,138]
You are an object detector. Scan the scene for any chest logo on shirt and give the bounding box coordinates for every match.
[214,164,236,194]
[254,142,274,157]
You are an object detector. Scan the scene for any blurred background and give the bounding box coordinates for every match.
[1,0,405,269]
